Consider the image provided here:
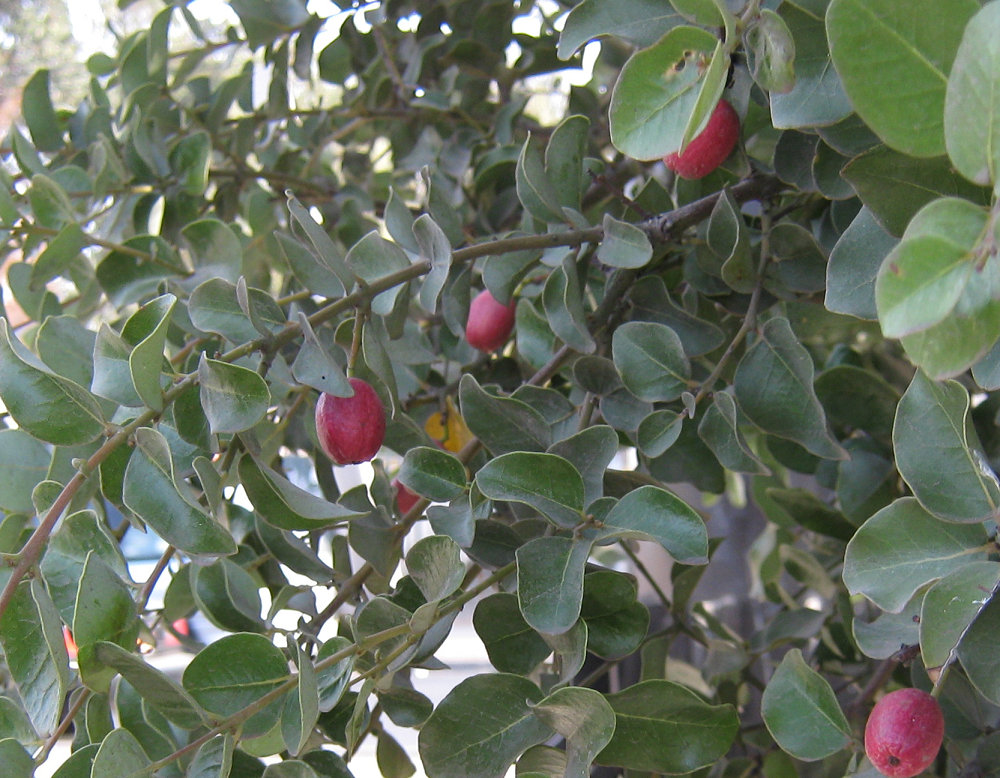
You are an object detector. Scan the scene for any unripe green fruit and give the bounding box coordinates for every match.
[465,289,516,353]
[315,377,386,465]
[865,688,944,778]
[663,99,740,180]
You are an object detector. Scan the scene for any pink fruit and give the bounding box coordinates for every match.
[315,377,386,465]
[465,289,516,353]
[394,478,420,514]
[865,688,944,778]
[663,99,740,180]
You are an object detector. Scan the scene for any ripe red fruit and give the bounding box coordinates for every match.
[465,289,516,353]
[663,99,740,180]
[315,377,386,465]
[394,478,420,514]
[865,688,944,778]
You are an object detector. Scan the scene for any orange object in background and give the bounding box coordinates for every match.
[424,398,474,453]
[62,627,77,660]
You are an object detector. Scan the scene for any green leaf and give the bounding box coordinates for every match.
[899,300,1000,379]
[761,648,851,761]
[828,0,977,158]
[697,391,770,475]
[91,324,142,407]
[473,593,551,675]
[192,558,265,633]
[516,135,566,223]
[548,425,618,508]
[637,410,684,458]
[542,255,595,354]
[734,317,847,460]
[182,218,243,286]
[609,25,721,160]
[123,427,237,559]
[198,354,271,434]
[747,9,796,94]
[316,637,355,712]
[557,0,683,58]
[920,562,1000,670]
[35,315,96,389]
[0,429,50,513]
[770,222,827,293]
[597,680,739,773]
[291,312,352,396]
[894,371,1000,523]
[414,215,452,312]
[945,2,1000,187]
[597,215,652,269]
[187,735,235,778]
[345,232,410,316]
[40,510,129,625]
[398,446,466,503]
[612,321,691,402]
[22,69,63,151]
[627,276,725,356]
[841,146,991,237]
[545,115,589,211]
[853,592,922,660]
[766,488,858,542]
[239,453,358,531]
[843,497,989,612]
[597,485,708,564]
[476,452,585,528]
[709,187,755,294]
[0,738,32,777]
[172,131,212,196]
[189,277,283,344]
[406,535,465,602]
[459,375,551,456]
[0,697,38,747]
[531,687,616,778]
[183,633,290,738]
[0,319,106,446]
[125,293,176,411]
[815,364,899,442]
[418,674,553,778]
[73,554,139,691]
[875,197,990,338]
[770,2,851,128]
[0,580,70,736]
[957,593,1000,705]
[282,644,320,757]
[230,0,310,49]
[274,232,346,300]
[30,223,88,290]
[516,536,591,635]
[91,641,206,728]
[90,728,151,778]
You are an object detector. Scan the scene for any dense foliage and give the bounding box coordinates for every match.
[0,0,999,776]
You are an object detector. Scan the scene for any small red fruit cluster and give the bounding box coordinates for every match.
[466,289,516,353]
[314,377,386,466]
[865,688,944,778]
[663,98,740,180]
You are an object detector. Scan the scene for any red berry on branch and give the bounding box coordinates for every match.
[315,377,386,465]
[394,478,420,514]
[663,99,740,180]
[865,688,944,778]
[465,289,516,353]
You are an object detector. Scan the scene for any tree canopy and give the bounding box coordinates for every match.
[0,1,999,777]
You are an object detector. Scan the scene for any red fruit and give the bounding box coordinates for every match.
[865,689,944,778]
[315,377,386,465]
[394,478,420,514]
[465,289,517,353]
[663,99,740,180]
